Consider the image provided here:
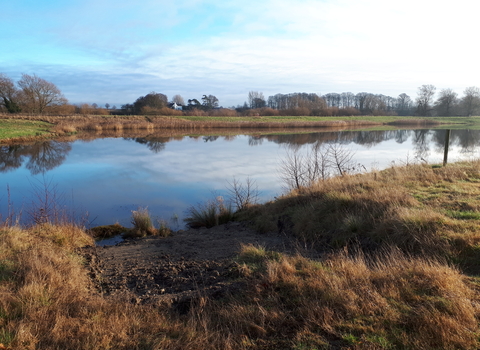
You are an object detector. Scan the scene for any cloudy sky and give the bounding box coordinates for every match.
[1,0,478,107]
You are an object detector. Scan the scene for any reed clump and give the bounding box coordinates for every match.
[125,207,172,238]
[184,196,234,228]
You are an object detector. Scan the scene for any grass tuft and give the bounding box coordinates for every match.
[124,207,171,238]
[184,196,234,228]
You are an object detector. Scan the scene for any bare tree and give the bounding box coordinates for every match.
[105,103,110,109]
[17,74,67,114]
[461,86,480,116]
[415,84,436,116]
[0,73,21,113]
[248,91,266,109]
[435,88,458,116]
[172,94,185,105]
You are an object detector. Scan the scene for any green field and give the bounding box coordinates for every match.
[0,119,53,140]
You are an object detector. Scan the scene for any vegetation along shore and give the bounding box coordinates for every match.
[2,160,480,349]
[4,113,480,145]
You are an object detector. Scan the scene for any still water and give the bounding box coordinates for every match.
[1,129,479,228]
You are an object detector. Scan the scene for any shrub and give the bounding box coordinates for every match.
[184,196,234,228]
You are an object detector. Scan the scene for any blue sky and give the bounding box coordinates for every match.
[1,0,478,107]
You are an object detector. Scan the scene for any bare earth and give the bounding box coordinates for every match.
[83,222,301,311]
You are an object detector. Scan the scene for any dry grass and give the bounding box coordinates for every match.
[2,114,381,135]
[0,224,211,349]
[243,160,480,271]
[1,220,480,349]
[225,245,479,349]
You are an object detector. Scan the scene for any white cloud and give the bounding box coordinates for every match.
[1,0,478,105]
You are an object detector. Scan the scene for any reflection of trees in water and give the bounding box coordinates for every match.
[0,141,71,175]
[248,136,263,146]
[411,130,430,161]
[430,130,480,156]
[395,130,409,144]
[130,138,167,154]
[0,145,24,172]
[431,130,448,154]
[223,135,237,142]
[125,129,480,157]
[452,130,480,154]
[25,142,72,175]
[203,136,219,143]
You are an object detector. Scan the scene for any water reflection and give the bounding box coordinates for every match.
[2,130,480,177]
[0,141,72,175]
[2,129,480,227]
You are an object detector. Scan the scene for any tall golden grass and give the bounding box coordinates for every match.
[1,114,382,134]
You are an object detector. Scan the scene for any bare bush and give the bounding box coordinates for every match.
[326,143,356,176]
[226,177,259,211]
[26,177,66,225]
[280,143,361,190]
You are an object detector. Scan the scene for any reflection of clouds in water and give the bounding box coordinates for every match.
[3,130,480,227]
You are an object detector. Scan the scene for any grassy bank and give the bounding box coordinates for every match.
[242,160,480,273]
[3,113,478,144]
[0,119,54,142]
[2,161,480,349]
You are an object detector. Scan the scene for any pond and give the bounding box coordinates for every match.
[1,128,479,228]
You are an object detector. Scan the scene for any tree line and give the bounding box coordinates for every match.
[114,85,480,117]
[2,72,480,117]
[241,86,480,117]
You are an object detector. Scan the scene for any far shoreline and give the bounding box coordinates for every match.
[1,114,474,145]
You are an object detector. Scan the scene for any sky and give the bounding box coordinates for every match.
[1,0,479,108]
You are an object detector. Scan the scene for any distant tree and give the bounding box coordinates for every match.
[105,103,110,110]
[340,92,355,108]
[112,105,117,110]
[201,94,219,109]
[121,103,134,114]
[248,91,266,109]
[133,92,168,114]
[435,88,458,116]
[324,93,341,107]
[172,94,185,105]
[396,93,412,116]
[92,103,98,109]
[461,86,480,116]
[415,84,436,116]
[0,73,21,113]
[17,74,67,114]
[355,92,369,113]
[186,98,202,110]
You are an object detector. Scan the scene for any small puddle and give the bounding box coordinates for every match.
[95,235,124,247]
